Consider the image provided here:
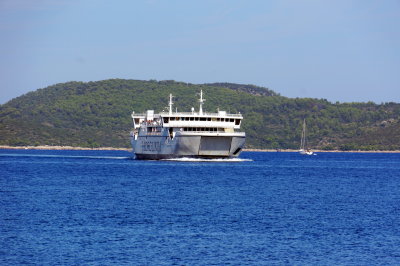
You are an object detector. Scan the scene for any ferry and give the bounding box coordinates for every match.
[130,91,246,159]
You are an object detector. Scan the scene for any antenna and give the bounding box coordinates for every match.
[168,94,173,115]
[199,90,205,115]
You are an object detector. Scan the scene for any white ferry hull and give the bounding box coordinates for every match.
[131,133,245,160]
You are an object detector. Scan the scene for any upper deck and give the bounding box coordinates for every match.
[131,91,243,130]
[131,111,243,129]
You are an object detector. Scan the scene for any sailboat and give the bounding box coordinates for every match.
[299,119,314,155]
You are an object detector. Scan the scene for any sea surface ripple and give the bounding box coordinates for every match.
[1,149,400,265]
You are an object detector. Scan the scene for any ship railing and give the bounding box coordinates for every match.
[133,112,242,117]
[142,132,162,136]
[159,112,242,117]
[140,121,162,126]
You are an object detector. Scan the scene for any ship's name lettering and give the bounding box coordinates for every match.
[142,141,161,151]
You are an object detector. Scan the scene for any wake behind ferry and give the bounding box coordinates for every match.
[130,91,246,160]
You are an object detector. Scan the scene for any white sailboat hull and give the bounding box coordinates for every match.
[299,149,313,155]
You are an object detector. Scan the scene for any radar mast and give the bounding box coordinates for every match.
[168,94,173,115]
[199,90,205,115]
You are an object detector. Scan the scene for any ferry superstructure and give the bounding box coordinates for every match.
[130,91,246,159]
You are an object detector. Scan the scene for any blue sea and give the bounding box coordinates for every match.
[1,149,400,265]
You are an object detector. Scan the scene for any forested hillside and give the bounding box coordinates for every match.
[1,79,399,150]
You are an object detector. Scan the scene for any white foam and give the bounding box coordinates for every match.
[161,157,252,162]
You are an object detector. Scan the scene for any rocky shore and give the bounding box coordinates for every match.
[244,148,400,153]
[0,145,131,151]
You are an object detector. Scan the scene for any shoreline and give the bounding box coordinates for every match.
[1,145,399,153]
[244,148,400,153]
[0,145,131,152]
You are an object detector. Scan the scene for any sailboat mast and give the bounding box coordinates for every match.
[303,119,306,149]
[300,119,306,150]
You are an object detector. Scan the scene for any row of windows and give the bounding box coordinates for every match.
[182,127,224,132]
[164,117,240,125]
[143,127,224,133]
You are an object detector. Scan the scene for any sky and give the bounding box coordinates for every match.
[0,0,399,104]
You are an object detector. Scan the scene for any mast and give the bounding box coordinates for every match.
[199,90,205,115]
[168,94,173,115]
[304,119,306,149]
[300,119,306,150]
